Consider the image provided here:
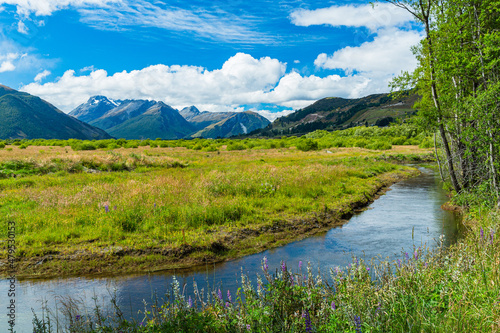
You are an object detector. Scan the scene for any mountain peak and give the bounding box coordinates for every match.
[179,106,201,121]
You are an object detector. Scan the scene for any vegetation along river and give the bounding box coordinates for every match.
[1,166,461,332]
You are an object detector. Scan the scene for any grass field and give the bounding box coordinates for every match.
[0,143,431,278]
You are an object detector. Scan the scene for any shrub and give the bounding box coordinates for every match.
[296,138,319,151]
[0,142,5,149]
[227,142,246,151]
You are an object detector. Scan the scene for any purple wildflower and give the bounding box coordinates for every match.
[366,267,370,272]
[299,261,302,270]
[263,257,268,271]
[188,296,193,308]
[354,315,362,333]
[480,227,484,241]
[139,322,144,326]
[227,290,232,303]
[397,259,401,268]
[104,204,109,213]
[405,252,409,261]
[225,301,230,308]
[75,315,81,321]
[331,301,336,310]
[154,203,156,209]
[491,229,495,245]
[217,288,223,301]
[290,275,294,286]
[414,251,418,260]
[425,262,428,268]
[246,324,251,330]
[281,261,286,273]
[302,310,312,333]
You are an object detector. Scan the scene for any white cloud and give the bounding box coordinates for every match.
[34,69,51,82]
[77,0,272,43]
[314,28,423,76]
[0,60,15,72]
[0,0,119,16]
[253,109,295,122]
[0,52,19,72]
[17,20,28,34]
[290,3,414,31]
[21,53,378,113]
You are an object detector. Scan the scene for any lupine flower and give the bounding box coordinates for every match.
[405,252,409,261]
[218,289,223,301]
[397,259,401,268]
[299,261,302,270]
[263,257,268,271]
[354,315,362,333]
[425,262,428,268]
[246,324,251,330]
[302,310,312,333]
[290,275,294,286]
[75,315,81,321]
[188,296,192,308]
[154,203,156,209]
[331,301,336,310]
[366,267,370,273]
[225,302,230,308]
[104,204,109,213]
[227,290,232,302]
[480,227,484,241]
[491,229,495,245]
[414,251,418,260]
[281,261,286,273]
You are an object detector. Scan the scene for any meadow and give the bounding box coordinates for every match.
[0,126,433,278]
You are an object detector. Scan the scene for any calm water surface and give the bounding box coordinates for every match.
[1,167,461,332]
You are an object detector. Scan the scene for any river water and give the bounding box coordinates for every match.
[1,166,461,332]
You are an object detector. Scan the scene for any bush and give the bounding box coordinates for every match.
[227,142,246,151]
[0,142,5,149]
[296,139,319,151]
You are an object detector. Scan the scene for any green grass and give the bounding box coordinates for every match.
[0,143,428,277]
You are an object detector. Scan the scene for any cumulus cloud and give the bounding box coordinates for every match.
[34,69,51,82]
[0,0,118,16]
[290,3,414,31]
[21,53,378,115]
[315,28,423,76]
[0,52,19,72]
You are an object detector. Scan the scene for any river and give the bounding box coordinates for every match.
[1,166,461,332]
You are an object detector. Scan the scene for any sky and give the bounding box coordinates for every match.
[0,0,423,121]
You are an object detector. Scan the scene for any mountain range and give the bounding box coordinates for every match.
[70,97,271,139]
[0,85,111,140]
[0,84,418,141]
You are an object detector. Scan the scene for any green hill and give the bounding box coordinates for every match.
[255,92,418,137]
[0,85,111,140]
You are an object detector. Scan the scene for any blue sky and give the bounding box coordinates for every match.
[0,0,423,120]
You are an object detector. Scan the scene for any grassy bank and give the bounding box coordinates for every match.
[0,145,428,278]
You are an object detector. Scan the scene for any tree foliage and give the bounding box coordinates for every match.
[389,0,500,205]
